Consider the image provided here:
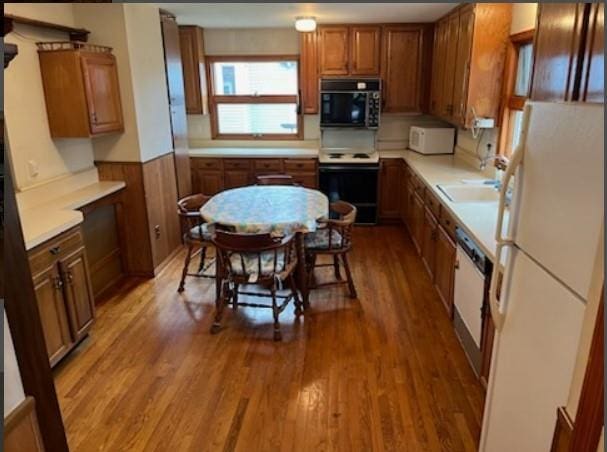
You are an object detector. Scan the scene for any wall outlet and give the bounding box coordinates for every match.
[27,160,39,178]
[472,118,495,129]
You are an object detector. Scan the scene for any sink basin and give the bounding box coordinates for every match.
[437,184,500,203]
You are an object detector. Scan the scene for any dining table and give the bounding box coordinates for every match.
[200,185,330,308]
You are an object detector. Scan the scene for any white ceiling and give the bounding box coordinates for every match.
[156,3,458,28]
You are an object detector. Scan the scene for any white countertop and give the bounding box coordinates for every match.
[190,147,319,158]
[19,180,126,251]
[397,150,506,264]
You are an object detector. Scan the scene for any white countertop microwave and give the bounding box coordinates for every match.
[409,126,455,155]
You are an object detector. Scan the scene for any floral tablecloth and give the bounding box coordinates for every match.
[200,186,329,235]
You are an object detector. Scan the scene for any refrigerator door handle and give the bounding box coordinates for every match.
[488,239,514,331]
[494,104,530,244]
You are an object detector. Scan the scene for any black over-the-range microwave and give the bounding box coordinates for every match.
[319,78,381,129]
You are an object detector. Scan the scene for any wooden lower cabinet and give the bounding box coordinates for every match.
[411,192,424,253]
[378,159,402,221]
[29,227,95,367]
[32,266,72,366]
[435,224,456,317]
[421,207,438,280]
[191,157,318,194]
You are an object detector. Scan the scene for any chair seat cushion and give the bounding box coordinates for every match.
[304,228,343,250]
[228,251,286,280]
[189,223,214,241]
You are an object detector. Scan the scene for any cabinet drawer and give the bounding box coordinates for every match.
[439,207,458,240]
[224,159,251,170]
[424,188,441,218]
[284,159,316,172]
[195,158,222,170]
[289,173,317,189]
[29,227,84,277]
[254,159,283,172]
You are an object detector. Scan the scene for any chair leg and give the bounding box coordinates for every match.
[211,280,228,334]
[232,283,239,310]
[271,286,282,341]
[307,254,317,289]
[342,253,358,299]
[178,243,194,292]
[289,273,302,316]
[333,254,342,280]
[198,246,207,274]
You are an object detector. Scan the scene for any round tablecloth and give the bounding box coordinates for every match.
[200,185,329,235]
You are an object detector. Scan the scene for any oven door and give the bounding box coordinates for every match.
[320,92,368,127]
[319,165,378,224]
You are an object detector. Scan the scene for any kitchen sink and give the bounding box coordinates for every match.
[437,184,500,203]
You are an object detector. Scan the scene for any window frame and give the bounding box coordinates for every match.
[206,55,303,140]
[497,30,535,158]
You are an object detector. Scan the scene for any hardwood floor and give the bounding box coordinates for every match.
[54,226,484,452]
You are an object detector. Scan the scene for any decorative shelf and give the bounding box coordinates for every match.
[3,14,90,42]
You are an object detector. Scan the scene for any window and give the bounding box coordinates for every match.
[208,56,301,139]
[498,31,534,158]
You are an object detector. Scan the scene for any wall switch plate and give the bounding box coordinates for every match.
[27,160,39,178]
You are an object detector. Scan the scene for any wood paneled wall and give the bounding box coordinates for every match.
[96,153,181,276]
[3,397,45,452]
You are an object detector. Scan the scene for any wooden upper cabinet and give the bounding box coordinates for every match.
[531,3,586,102]
[430,4,512,127]
[532,3,604,103]
[381,25,425,113]
[179,26,209,114]
[350,26,381,75]
[319,26,350,75]
[300,31,319,114]
[580,2,604,103]
[38,45,124,138]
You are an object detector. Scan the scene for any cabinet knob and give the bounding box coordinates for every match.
[91,112,98,123]
[66,271,73,284]
[454,259,460,270]
[50,246,61,255]
[53,276,64,290]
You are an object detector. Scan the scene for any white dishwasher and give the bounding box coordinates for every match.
[453,227,492,376]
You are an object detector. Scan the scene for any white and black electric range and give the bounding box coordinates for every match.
[318,149,380,225]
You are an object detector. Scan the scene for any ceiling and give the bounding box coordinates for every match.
[156,3,458,28]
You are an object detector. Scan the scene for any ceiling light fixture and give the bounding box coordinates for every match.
[295,16,316,32]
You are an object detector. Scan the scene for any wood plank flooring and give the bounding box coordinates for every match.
[54,226,484,452]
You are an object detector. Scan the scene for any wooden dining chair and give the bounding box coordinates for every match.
[177,193,215,292]
[211,230,301,341]
[304,201,357,298]
[255,174,296,186]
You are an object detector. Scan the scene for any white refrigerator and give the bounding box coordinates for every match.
[480,102,604,452]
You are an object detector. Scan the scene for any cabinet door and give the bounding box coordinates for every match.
[378,160,402,220]
[382,26,423,112]
[80,52,124,135]
[224,170,251,189]
[430,20,447,115]
[405,182,415,232]
[196,169,224,195]
[350,26,381,75]
[319,26,350,75]
[531,3,586,101]
[179,26,208,115]
[580,2,604,103]
[435,225,456,317]
[60,247,95,342]
[300,31,319,114]
[399,164,408,223]
[441,14,460,118]
[411,192,424,253]
[32,266,72,366]
[162,16,192,199]
[421,208,438,280]
[452,7,474,124]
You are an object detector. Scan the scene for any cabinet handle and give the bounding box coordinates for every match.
[91,112,98,123]
[53,276,64,290]
[66,271,73,284]
[50,246,61,255]
[454,259,460,270]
